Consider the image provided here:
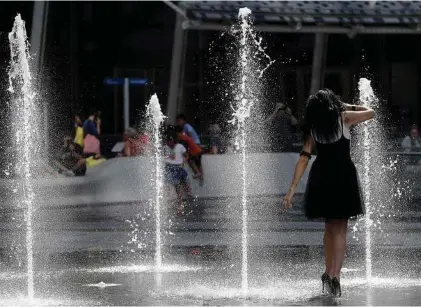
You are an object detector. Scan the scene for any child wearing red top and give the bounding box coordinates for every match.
[175,125,204,185]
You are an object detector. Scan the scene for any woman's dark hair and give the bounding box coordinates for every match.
[303,89,345,143]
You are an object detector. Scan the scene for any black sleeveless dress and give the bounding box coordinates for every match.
[304,119,365,219]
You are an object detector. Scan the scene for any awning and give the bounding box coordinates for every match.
[177,1,421,34]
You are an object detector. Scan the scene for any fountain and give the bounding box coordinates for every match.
[228,7,275,295]
[358,78,379,283]
[146,93,166,269]
[355,77,403,285]
[230,7,253,295]
[7,14,41,303]
[3,6,421,307]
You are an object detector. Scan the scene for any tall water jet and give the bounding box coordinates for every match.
[227,7,275,295]
[358,78,379,283]
[231,7,253,295]
[146,94,166,269]
[8,14,41,302]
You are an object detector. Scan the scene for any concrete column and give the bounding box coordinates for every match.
[70,2,79,111]
[417,36,421,126]
[296,68,306,118]
[378,36,390,104]
[167,13,186,124]
[30,1,48,70]
[279,72,286,102]
[351,36,362,98]
[30,1,49,153]
[124,78,130,130]
[176,29,188,115]
[341,70,351,102]
[113,66,119,133]
[310,33,328,94]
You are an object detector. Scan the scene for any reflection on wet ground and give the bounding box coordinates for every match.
[1,194,421,305]
[1,251,421,306]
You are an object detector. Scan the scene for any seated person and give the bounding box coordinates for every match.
[122,127,149,157]
[73,115,84,148]
[401,125,421,152]
[57,137,87,176]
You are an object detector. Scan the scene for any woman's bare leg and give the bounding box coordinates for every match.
[330,219,348,279]
[324,221,334,277]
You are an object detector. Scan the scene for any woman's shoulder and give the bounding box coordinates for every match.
[340,111,352,128]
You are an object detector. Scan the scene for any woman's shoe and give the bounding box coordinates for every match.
[331,277,342,297]
[321,273,332,294]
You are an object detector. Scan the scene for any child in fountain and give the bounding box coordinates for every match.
[175,125,204,185]
[282,89,374,297]
[164,132,192,214]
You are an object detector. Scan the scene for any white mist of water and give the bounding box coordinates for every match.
[146,94,166,269]
[8,14,39,303]
[358,78,378,283]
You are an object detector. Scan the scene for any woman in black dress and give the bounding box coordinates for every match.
[282,89,374,297]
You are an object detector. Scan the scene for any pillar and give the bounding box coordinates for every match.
[296,68,306,118]
[69,2,79,112]
[30,1,49,152]
[310,33,329,94]
[341,70,351,102]
[167,14,186,124]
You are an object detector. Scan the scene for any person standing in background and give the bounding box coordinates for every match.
[401,124,421,151]
[265,103,298,152]
[83,109,100,138]
[83,109,101,156]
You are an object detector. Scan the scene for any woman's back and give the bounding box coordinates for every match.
[313,116,351,161]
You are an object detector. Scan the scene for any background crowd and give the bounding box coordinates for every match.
[53,99,421,180]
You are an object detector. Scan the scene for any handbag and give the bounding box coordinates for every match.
[83,134,100,154]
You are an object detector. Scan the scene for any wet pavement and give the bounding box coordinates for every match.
[1,195,421,305]
[0,245,421,305]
